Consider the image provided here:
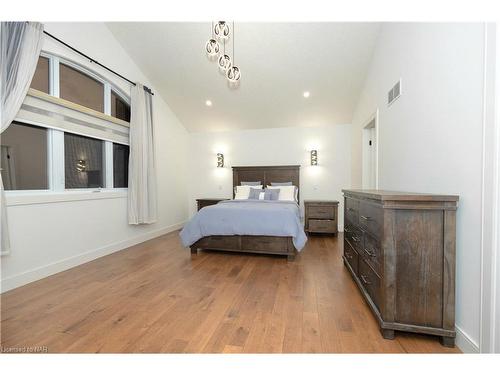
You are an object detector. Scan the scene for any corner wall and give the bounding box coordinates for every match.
[1,23,190,292]
[351,23,486,352]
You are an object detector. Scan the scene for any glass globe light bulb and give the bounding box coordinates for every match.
[205,38,220,56]
[218,54,232,72]
[214,21,230,41]
[226,66,241,83]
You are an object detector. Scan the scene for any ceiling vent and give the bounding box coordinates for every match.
[388,79,402,106]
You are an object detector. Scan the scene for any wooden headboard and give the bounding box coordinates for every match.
[232,165,300,201]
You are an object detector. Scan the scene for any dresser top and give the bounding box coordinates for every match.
[342,189,459,202]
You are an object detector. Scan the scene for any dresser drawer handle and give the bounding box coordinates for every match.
[364,248,376,257]
[360,275,371,285]
[360,215,371,221]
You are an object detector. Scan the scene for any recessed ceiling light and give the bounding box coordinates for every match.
[303,91,310,98]
[205,100,212,107]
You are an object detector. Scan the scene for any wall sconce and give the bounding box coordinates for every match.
[310,150,318,166]
[76,159,87,172]
[217,153,224,168]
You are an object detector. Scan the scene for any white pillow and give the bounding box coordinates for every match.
[234,185,263,200]
[266,185,297,202]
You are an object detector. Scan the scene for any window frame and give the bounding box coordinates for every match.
[4,52,131,203]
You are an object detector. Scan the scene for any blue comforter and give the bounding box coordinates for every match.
[179,200,307,250]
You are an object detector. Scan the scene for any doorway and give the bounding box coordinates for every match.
[362,110,378,189]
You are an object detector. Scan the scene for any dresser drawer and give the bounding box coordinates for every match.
[344,221,354,242]
[346,224,363,253]
[362,231,382,277]
[344,239,359,275]
[307,205,335,219]
[241,236,288,253]
[200,235,240,250]
[345,197,359,225]
[308,219,336,233]
[344,221,362,248]
[359,201,383,238]
[359,258,381,311]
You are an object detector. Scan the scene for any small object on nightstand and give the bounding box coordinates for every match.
[304,200,339,235]
[196,198,229,211]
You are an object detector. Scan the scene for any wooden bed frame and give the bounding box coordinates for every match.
[190,165,300,261]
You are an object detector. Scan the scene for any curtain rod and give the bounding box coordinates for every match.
[43,30,154,96]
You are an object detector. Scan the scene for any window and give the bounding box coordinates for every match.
[111,91,131,122]
[7,53,131,195]
[59,63,104,113]
[30,56,50,94]
[64,133,104,189]
[1,122,48,190]
[113,143,129,188]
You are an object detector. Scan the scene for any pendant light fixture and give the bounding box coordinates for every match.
[214,21,230,41]
[205,22,220,57]
[205,21,241,84]
[226,21,241,83]
[218,38,232,73]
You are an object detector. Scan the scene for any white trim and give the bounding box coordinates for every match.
[105,141,114,188]
[456,325,480,353]
[104,82,112,116]
[479,22,500,354]
[5,189,127,206]
[361,109,379,189]
[491,21,500,354]
[49,55,60,98]
[0,221,186,293]
[50,128,65,191]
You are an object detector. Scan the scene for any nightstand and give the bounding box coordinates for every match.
[196,198,229,211]
[304,200,339,235]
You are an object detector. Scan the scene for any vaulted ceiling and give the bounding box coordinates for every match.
[107,22,380,132]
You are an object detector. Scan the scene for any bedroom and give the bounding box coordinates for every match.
[1,0,500,372]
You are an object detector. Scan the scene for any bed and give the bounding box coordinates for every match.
[180,165,306,260]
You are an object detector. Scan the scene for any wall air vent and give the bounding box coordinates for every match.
[388,79,402,106]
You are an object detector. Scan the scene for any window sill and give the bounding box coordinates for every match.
[5,189,127,207]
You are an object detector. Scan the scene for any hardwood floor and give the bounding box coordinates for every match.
[0,232,460,353]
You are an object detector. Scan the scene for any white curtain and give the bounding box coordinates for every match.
[0,22,44,254]
[128,83,158,225]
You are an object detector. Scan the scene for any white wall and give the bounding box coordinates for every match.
[188,124,351,228]
[351,23,486,352]
[1,23,190,292]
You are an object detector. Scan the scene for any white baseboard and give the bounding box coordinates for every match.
[456,325,480,353]
[0,221,185,293]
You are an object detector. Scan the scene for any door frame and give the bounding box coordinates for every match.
[361,109,379,189]
[480,22,500,353]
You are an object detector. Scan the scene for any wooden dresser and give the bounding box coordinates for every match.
[304,200,339,235]
[342,189,459,347]
[196,198,229,211]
